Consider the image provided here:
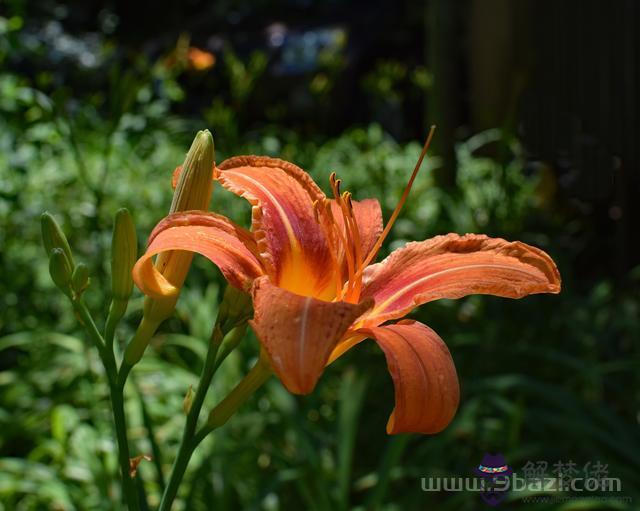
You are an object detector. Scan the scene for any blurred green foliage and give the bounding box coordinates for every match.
[1,11,639,511]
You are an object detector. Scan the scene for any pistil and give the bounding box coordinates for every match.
[359,126,435,270]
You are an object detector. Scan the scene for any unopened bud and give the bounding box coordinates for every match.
[183,385,194,415]
[146,130,215,324]
[111,209,137,302]
[214,325,247,368]
[41,212,74,268]
[125,131,215,367]
[217,286,253,335]
[71,263,90,296]
[49,248,72,295]
[169,129,214,213]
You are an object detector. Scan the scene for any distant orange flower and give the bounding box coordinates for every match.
[133,135,560,434]
[187,47,215,71]
[163,46,215,72]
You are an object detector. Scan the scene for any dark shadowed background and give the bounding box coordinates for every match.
[1,0,638,509]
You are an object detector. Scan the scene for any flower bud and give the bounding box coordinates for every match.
[169,129,214,214]
[214,325,247,368]
[111,208,138,302]
[71,263,90,296]
[183,385,194,415]
[49,248,72,295]
[124,130,215,366]
[145,130,215,324]
[217,286,253,335]
[41,212,74,268]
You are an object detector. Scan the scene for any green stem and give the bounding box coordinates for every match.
[123,315,162,367]
[105,314,118,350]
[132,374,166,490]
[71,298,140,510]
[109,378,141,511]
[136,476,151,511]
[105,300,128,349]
[118,360,133,390]
[157,435,199,511]
[157,328,224,511]
[158,347,271,511]
[72,299,105,350]
[204,351,272,431]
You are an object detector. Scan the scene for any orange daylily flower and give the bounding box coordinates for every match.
[163,39,216,73]
[187,47,216,71]
[133,135,561,435]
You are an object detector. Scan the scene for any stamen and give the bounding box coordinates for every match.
[344,194,362,265]
[318,200,345,297]
[327,180,357,300]
[338,193,355,294]
[323,198,353,299]
[329,172,342,199]
[359,126,436,270]
[337,212,357,297]
[342,192,364,302]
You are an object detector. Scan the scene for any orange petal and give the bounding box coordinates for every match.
[358,320,459,434]
[250,276,372,394]
[133,211,264,298]
[217,156,337,300]
[329,197,383,264]
[360,234,561,326]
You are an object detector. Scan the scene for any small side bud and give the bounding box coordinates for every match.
[214,325,247,367]
[111,208,138,302]
[71,263,90,296]
[49,248,72,295]
[183,385,194,415]
[41,212,75,268]
[217,286,253,335]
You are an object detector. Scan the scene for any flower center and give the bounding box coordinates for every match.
[314,126,436,304]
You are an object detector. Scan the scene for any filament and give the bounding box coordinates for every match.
[322,125,434,304]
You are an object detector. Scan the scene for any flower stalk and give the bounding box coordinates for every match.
[205,350,272,430]
[70,296,140,511]
[157,287,260,511]
[158,343,271,511]
[42,212,142,510]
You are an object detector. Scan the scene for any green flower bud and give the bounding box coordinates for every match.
[41,212,74,268]
[111,208,137,302]
[217,286,253,335]
[124,130,215,367]
[169,129,214,214]
[183,385,194,415]
[144,130,215,324]
[49,248,72,295]
[214,325,248,368]
[71,263,90,296]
